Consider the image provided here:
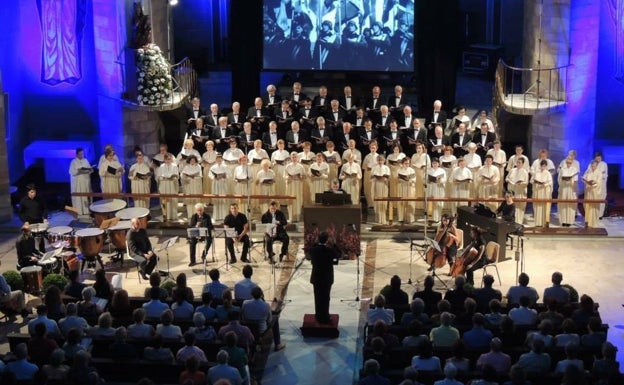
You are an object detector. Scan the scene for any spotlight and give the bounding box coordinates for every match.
[169,0,178,5]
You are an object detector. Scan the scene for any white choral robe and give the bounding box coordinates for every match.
[176,149,201,174]
[202,150,218,199]
[371,164,390,224]
[99,159,123,195]
[440,155,457,210]
[308,161,330,198]
[450,166,473,215]
[339,161,362,207]
[477,165,500,211]
[323,150,342,182]
[129,162,151,209]
[583,168,603,228]
[299,150,316,205]
[506,167,529,224]
[426,167,447,222]
[233,164,253,216]
[486,148,507,196]
[256,168,276,213]
[271,149,290,197]
[284,162,306,222]
[209,163,230,221]
[396,166,416,223]
[69,157,92,215]
[181,163,203,219]
[557,165,579,225]
[410,153,430,210]
[157,163,179,221]
[531,169,553,227]
[362,152,379,208]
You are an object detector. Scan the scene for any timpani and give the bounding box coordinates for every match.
[89,199,127,227]
[115,207,150,228]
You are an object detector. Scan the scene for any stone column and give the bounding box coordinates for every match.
[0,72,13,222]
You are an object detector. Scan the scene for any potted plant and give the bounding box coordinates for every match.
[160,279,176,297]
[2,270,23,291]
[42,273,68,292]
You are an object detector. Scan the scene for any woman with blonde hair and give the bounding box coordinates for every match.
[284,152,305,222]
[181,155,203,219]
[201,140,218,203]
[256,159,276,214]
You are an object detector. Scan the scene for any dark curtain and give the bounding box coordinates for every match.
[230,0,262,108]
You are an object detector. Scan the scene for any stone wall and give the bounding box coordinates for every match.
[0,72,13,222]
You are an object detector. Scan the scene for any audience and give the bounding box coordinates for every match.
[77,286,102,319]
[367,294,395,325]
[433,363,463,385]
[543,271,570,305]
[413,275,443,316]
[525,319,553,348]
[429,312,460,348]
[87,312,116,338]
[218,310,255,349]
[109,289,133,319]
[44,284,66,320]
[143,334,174,363]
[484,299,505,329]
[41,348,70,381]
[402,319,429,348]
[234,264,258,301]
[58,302,88,337]
[360,358,391,385]
[128,307,156,339]
[222,331,249,384]
[28,304,61,337]
[505,272,539,306]
[444,276,471,315]
[537,298,565,330]
[109,326,138,360]
[216,288,240,321]
[188,311,217,342]
[156,308,183,341]
[62,327,87,362]
[207,350,242,385]
[411,340,442,373]
[368,320,400,348]
[554,342,584,375]
[66,350,102,385]
[379,275,409,307]
[202,268,229,299]
[27,322,59,367]
[554,318,580,347]
[4,343,39,382]
[176,331,208,363]
[143,271,169,301]
[172,272,195,303]
[401,298,430,327]
[179,356,205,385]
[196,292,217,321]
[143,286,171,318]
[476,337,511,375]
[473,274,502,313]
[93,268,114,301]
[508,295,538,326]
[571,294,600,331]
[592,342,620,383]
[171,288,195,320]
[581,316,607,349]
[516,338,551,379]
[64,270,87,299]
[462,313,494,350]
[445,340,470,374]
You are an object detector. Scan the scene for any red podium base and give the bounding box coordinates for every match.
[300,314,340,338]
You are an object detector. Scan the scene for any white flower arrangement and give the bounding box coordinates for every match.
[136,44,173,105]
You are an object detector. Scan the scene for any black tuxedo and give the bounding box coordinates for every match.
[324,109,347,127]
[450,132,473,157]
[333,131,353,152]
[186,107,207,124]
[349,114,368,128]
[246,106,270,133]
[382,130,404,154]
[310,127,334,152]
[262,131,282,153]
[262,93,282,108]
[261,209,290,261]
[428,135,451,156]
[127,228,158,275]
[238,131,259,150]
[308,242,337,323]
[275,110,295,134]
[402,128,427,157]
[374,115,392,133]
[365,96,383,111]
[398,115,415,130]
[312,94,332,114]
[286,92,308,108]
[357,128,380,155]
[426,110,448,134]
[338,95,359,113]
[188,212,213,265]
[388,95,408,120]
[472,131,496,159]
[285,130,308,151]
[205,114,221,128]
[227,112,245,134]
[189,126,211,150]
[246,106,270,121]
[212,126,235,153]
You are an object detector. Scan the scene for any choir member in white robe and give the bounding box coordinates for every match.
[362,142,380,209]
[410,143,430,210]
[233,155,253,216]
[464,143,482,199]
[323,141,342,183]
[591,152,608,217]
[506,145,530,174]
[557,150,581,176]
[99,150,124,195]
[97,144,119,170]
[256,159,276,213]
[209,155,230,222]
[69,148,92,215]
[530,149,557,178]
[426,158,447,223]
[341,140,362,165]
[477,155,501,211]
[370,156,390,224]
[202,141,218,201]
[557,157,579,227]
[152,143,175,169]
[387,143,406,199]
[396,157,416,223]
[531,160,553,227]
[439,146,457,211]
[505,158,529,224]
[298,142,316,205]
[177,139,201,175]
[583,160,603,228]
[449,157,473,215]
[180,155,203,219]
[157,154,179,222]
[308,152,330,199]
[284,152,306,222]
[472,110,495,133]
[486,141,507,196]
[223,141,244,193]
[248,139,270,210]
[340,153,362,207]
[129,152,152,209]
[271,140,290,198]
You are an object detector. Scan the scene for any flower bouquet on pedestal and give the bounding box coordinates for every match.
[136,44,173,106]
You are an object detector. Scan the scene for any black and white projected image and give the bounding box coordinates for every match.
[263,0,415,71]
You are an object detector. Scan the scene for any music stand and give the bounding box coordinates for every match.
[156,236,178,280]
[213,228,239,274]
[187,227,215,279]
[424,236,448,289]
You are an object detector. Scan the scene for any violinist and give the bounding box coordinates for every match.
[428,214,459,271]
[464,226,488,285]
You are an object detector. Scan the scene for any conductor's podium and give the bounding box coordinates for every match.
[302,204,361,259]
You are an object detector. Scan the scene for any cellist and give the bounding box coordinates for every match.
[429,213,459,271]
[463,226,488,285]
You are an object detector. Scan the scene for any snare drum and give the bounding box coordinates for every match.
[89,199,127,227]
[62,251,80,273]
[115,207,150,228]
[21,266,43,294]
[76,228,105,258]
[38,258,58,276]
[47,225,75,248]
[108,220,131,250]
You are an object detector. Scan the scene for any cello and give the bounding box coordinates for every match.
[449,226,483,277]
[426,214,457,269]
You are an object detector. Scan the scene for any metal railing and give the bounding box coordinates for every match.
[495,59,569,114]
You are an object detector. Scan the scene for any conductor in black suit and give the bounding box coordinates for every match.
[261,201,290,264]
[308,231,336,324]
[127,217,158,280]
[188,203,213,267]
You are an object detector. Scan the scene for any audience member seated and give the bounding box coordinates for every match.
[462,313,494,350]
[109,289,133,319]
[156,309,183,341]
[234,264,258,301]
[525,319,553,348]
[78,286,103,319]
[367,320,400,348]
[444,276,471,315]
[0,269,28,318]
[241,286,285,351]
[516,339,551,380]
[445,340,470,374]
[502,364,529,385]
[499,317,524,348]
[64,270,87,299]
[455,297,477,327]
[430,300,452,327]
[476,337,511,375]
[554,342,584,375]
[473,274,502,313]
[581,316,607,350]
[216,288,240,321]
[62,327,87,362]
[571,294,600,331]
[591,342,620,383]
[93,268,114,301]
[143,272,169,301]
[507,295,537,326]
[537,298,565,330]
[203,268,229,299]
[128,307,155,339]
[4,343,39,382]
[218,310,255,349]
[28,322,59,367]
[429,312,460,348]
[411,340,442,373]
[402,366,421,385]
[143,334,174,363]
[401,298,430,327]
[365,337,389,373]
[505,272,539,307]
[44,285,66,321]
[360,358,391,385]
[172,272,195,303]
[188,312,217,342]
[179,356,205,385]
[402,319,429,348]
[207,350,243,385]
[109,326,138,360]
[543,271,570,305]
[143,286,170,319]
[196,292,217,321]
[414,275,443,316]
[560,364,586,385]
[554,318,580,347]
[28,304,61,337]
[66,350,102,385]
[176,331,208,363]
[172,289,195,320]
[484,299,505,330]
[367,294,395,325]
[222,331,250,383]
[469,364,499,385]
[379,275,409,307]
[88,312,116,338]
[433,363,462,385]
[59,302,88,337]
[42,348,70,381]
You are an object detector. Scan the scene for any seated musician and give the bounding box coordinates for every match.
[261,201,290,264]
[16,224,42,268]
[127,217,158,280]
[463,226,488,286]
[496,191,516,223]
[429,214,459,271]
[326,179,347,194]
[18,184,46,252]
[188,203,213,267]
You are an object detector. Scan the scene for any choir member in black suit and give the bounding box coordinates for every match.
[324,99,347,129]
[338,85,358,117]
[238,122,259,153]
[426,100,448,136]
[311,85,332,115]
[189,118,210,150]
[298,98,318,132]
[227,101,245,134]
[187,203,213,267]
[428,124,451,157]
[348,107,368,128]
[246,97,270,132]
[275,100,295,136]
[212,117,235,154]
[365,85,383,113]
[262,121,281,155]
[205,103,221,128]
[374,105,392,134]
[402,118,428,158]
[450,123,472,158]
[472,122,497,161]
[185,97,207,133]
[334,122,354,153]
[285,121,307,152]
[262,84,282,110]
[388,85,408,120]
[310,116,334,153]
[397,105,416,130]
[357,119,379,156]
[382,120,403,155]
[286,81,308,110]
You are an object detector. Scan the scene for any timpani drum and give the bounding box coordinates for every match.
[21,265,43,294]
[115,207,150,228]
[47,226,76,248]
[76,228,105,258]
[108,220,131,250]
[38,258,59,276]
[61,251,80,273]
[89,199,127,227]
[29,222,48,235]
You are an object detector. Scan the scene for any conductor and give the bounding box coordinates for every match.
[188,203,213,267]
[308,231,337,324]
[127,217,158,280]
[261,201,290,264]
